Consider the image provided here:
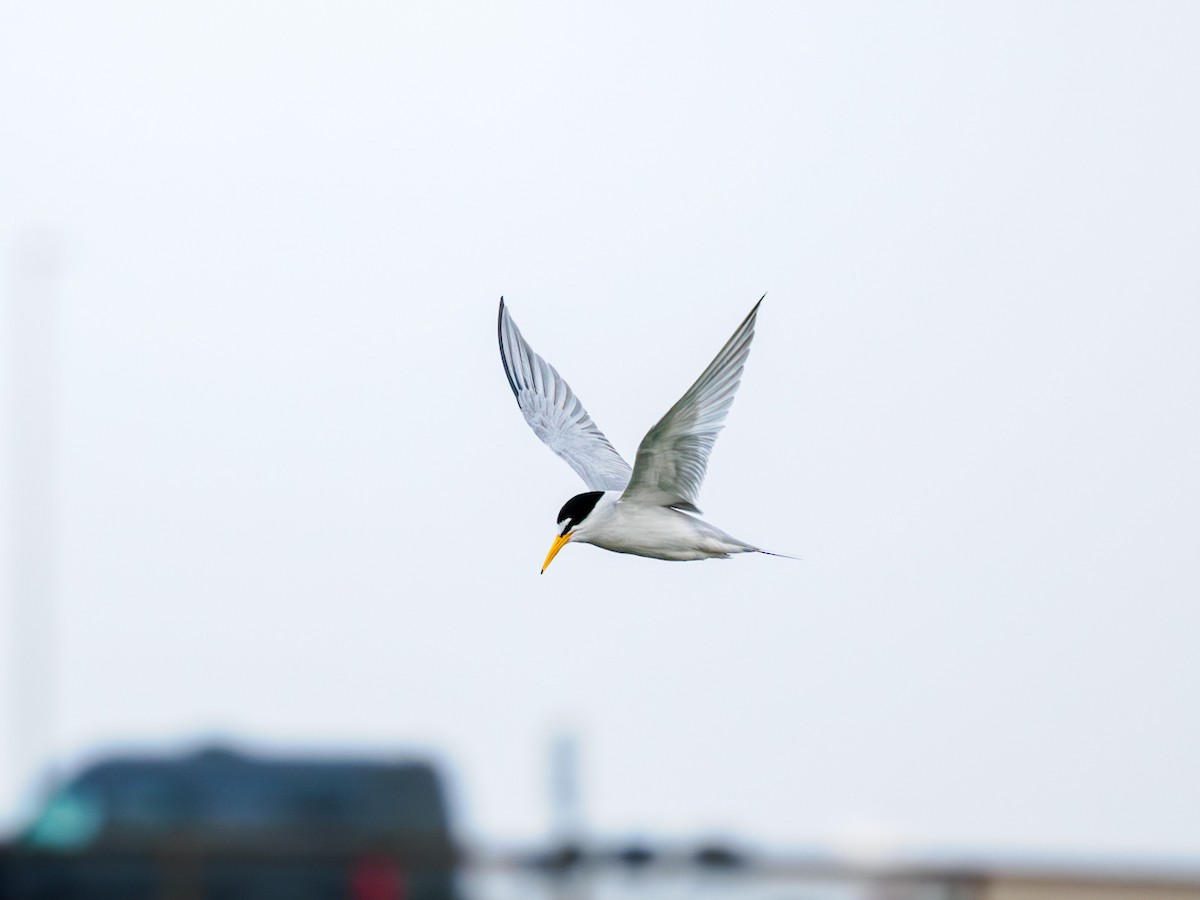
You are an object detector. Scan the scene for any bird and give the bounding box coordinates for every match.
[498,295,786,573]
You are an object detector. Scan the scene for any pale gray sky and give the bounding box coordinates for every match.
[2,1,1199,859]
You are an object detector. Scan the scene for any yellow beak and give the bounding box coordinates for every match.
[541,532,572,574]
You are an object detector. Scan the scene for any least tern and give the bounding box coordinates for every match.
[498,296,783,572]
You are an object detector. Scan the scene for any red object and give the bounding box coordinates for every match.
[350,855,407,900]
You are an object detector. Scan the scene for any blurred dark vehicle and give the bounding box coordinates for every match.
[0,746,459,900]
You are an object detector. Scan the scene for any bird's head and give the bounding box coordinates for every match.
[541,490,605,573]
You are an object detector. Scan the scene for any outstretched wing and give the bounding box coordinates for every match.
[620,297,763,513]
[498,298,633,491]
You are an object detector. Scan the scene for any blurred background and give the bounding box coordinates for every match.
[2,2,1199,898]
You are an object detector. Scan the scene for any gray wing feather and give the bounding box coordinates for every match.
[498,299,633,491]
[620,298,763,512]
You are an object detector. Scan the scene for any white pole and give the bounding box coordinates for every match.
[4,230,66,829]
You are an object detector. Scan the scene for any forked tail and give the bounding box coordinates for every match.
[750,547,801,560]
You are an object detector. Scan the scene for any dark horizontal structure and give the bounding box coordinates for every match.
[481,842,1200,900]
[0,745,460,900]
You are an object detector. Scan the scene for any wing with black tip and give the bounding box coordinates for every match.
[620,298,763,513]
[498,299,633,491]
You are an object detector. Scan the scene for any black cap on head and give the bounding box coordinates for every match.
[557,491,604,535]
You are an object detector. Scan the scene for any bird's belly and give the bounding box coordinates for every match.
[582,506,750,561]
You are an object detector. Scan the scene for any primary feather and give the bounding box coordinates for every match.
[497,299,633,492]
[620,297,762,513]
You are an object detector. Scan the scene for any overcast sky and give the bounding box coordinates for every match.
[2,2,1199,859]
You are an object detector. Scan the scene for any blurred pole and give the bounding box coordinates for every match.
[549,731,582,842]
[5,230,65,820]
[547,730,593,900]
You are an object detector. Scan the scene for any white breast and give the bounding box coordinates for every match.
[572,494,757,561]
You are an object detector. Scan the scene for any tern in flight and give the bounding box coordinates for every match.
[498,296,786,572]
